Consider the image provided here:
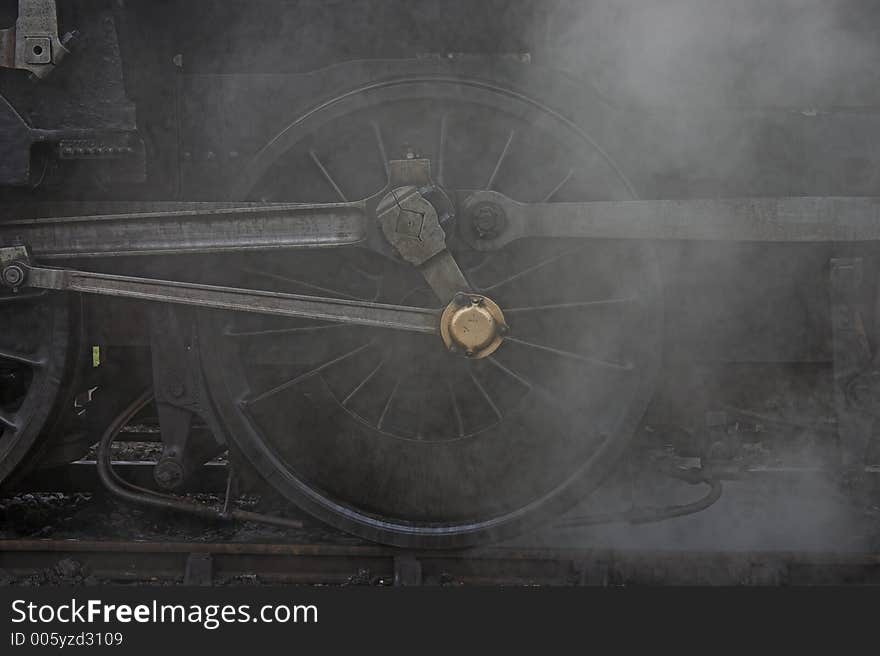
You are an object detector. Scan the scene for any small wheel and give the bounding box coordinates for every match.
[198,73,662,547]
[0,292,73,486]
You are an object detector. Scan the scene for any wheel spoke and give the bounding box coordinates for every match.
[505,297,637,314]
[371,120,390,179]
[245,342,373,406]
[479,246,585,293]
[469,370,502,421]
[486,356,575,414]
[437,113,448,186]
[505,336,633,371]
[0,409,18,430]
[543,169,575,202]
[486,356,532,390]
[342,359,385,407]
[244,267,365,300]
[0,347,45,368]
[349,263,384,284]
[415,402,427,440]
[486,129,515,191]
[376,376,401,430]
[309,149,348,202]
[447,381,465,438]
[225,323,353,338]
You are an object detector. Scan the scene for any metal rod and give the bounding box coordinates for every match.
[462,191,880,247]
[0,201,366,258]
[17,260,440,336]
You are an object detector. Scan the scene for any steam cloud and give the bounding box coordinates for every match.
[515,0,880,553]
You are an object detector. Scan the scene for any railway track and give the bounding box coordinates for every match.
[3,455,880,585]
[18,461,229,495]
[3,538,880,586]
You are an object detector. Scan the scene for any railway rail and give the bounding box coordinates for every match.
[3,538,880,586]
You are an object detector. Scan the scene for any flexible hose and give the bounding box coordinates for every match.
[96,389,304,530]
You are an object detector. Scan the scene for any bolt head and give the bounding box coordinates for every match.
[153,462,183,490]
[154,460,184,490]
[475,205,497,224]
[470,202,506,239]
[2,265,24,287]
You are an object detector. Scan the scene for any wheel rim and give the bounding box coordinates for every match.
[0,293,71,485]
[199,76,662,546]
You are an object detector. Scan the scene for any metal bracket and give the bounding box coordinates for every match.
[376,159,470,303]
[150,306,223,492]
[0,0,70,79]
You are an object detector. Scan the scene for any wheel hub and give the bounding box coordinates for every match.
[440,292,507,359]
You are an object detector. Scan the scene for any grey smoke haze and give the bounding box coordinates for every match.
[510,1,880,552]
[545,0,880,109]
[116,1,880,552]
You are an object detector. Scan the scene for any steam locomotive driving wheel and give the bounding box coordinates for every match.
[197,76,662,547]
[0,293,73,487]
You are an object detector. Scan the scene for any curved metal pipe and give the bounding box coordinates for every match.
[96,389,305,530]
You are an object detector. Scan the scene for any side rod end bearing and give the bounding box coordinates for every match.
[440,292,508,359]
[1,263,25,288]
